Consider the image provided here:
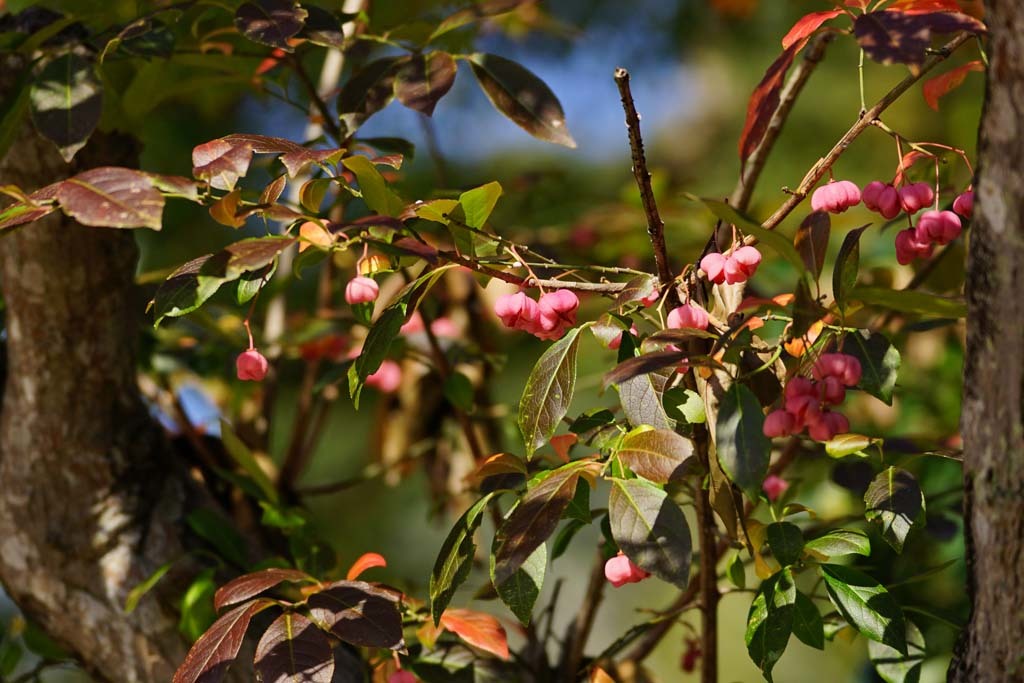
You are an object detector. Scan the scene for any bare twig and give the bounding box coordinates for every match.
[560,548,609,678]
[615,67,675,290]
[753,32,972,236]
[730,33,834,212]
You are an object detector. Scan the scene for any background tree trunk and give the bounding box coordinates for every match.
[950,1,1024,679]
[0,126,197,682]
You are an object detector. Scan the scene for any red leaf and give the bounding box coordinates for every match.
[922,60,983,110]
[346,552,387,581]
[439,608,510,660]
[306,580,405,650]
[738,43,801,166]
[173,599,274,683]
[253,613,334,683]
[781,9,844,50]
[192,139,254,191]
[56,167,164,230]
[894,150,932,185]
[213,568,312,612]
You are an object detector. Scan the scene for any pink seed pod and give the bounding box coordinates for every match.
[430,317,459,338]
[722,256,746,284]
[762,474,789,502]
[236,348,269,381]
[608,324,639,350]
[494,292,540,332]
[915,210,962,245]
[895,228,935,265]
[811,180,861,214]
[899,182,935,214]
[819,376,846,405]
[813,353,862,387]
[604,552,650,587]
[640,288,660,307]
[807,410,850,442]
[731,245,762,277]
[667,302,710,330]
[763,410,796,438]
[784,376,816,402]
[345,276,379,305]
[953,190,974,219]
[700,252,728,284]
[400,311,426,335]
[388,671,417,683]
[536,289,580,340]
[366,360,402,393]
[785,393,821,429]
[862,181,902,219]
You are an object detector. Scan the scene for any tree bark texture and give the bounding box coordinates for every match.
[950,2,1024,679]
[0,60,204,683]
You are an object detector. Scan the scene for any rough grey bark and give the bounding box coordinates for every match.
[950,2,1024,679]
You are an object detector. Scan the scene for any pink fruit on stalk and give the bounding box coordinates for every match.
[812,353,862,387]
[862,181,902,219]
[667,302,709,330]
[915,210,962,245]
[762,474,789,502]
[538,289,579,331]
[784,377,816,402]
[807,410,850,442]
[811,180,861,214]
[608,324,638,350]
[345,276,379,304]
[819,376,846,405]
[763,410,796,438]
[700,252,728,284]
[953,190,974,218]
[236,348,269,381]
[366,360,402,393]
[494,292,539,332]
[899,182,935,214]
[895,228,935,265]
[732,246,762,278]
[640,288,660,307]
[604,552,650,587]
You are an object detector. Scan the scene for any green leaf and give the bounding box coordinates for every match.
[563,478,592,525]
[186,509,249,569]
[443,372,475,412]
[0,639,21,677]
[864,467,923,553]
[677,388,707,424]
[833,224,869,311]
[850,286,966,318]
[608,478,692,588]
[840,330,901,405]
[430,493,496,625]
[220,419,278,504]
[689,196,805,273]
[794,211,830,279]
[615,427,693,484]
[467,53,576,148]
[821,564,906,653]
[492,462,585,585]
[518,326,583,458]
[459,181,503,229]
[551,519,586,560]
[29,53,103,162]
[792,591,825,650]
[124,561,173,613]
[868,620,926,683]
[728,551,747,589]
[804,529,871,558]
[715,383,771,499]
[179,568,218,641]
[766,521,804,567]
[491,543,545,626]
[825,433,880,458]
[0,66,30,161]
[745,568,797,681]
[342,155,406,217]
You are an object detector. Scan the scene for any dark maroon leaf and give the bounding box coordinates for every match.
[853,10,985,65]
[253,613,334,683]
[795,211,831,279]
[338,57,403,135]
[29,53,102,162]
[614,274,659,307]
[172,599,274,683]
[298,5,346,47]
[616,428,694,484]
[213,568,313,612]
[260,174,288,205]
[204,236,298,280]
[619,367,674,430]
[306,580,404,650]
[56,167,164,229]
[395,52,458,116]
[738,43,800,167]
[468,53,576,148]
[0,182,61,230]
[192,139,254,192]
[152,255,213,324]
[604,350,688,388]
[492,463,584,585]
[235,0,307,51]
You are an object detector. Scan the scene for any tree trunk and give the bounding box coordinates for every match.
[0,60,216,682]
[950,2,1024,679]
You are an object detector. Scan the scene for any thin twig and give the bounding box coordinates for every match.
[287,53,344,144]
[615,67,675,290]
[560,548,609,678]
[752,32,973,237]
[730,33,834,212]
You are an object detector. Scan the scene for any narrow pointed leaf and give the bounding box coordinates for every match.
[29,53,102,162]
[235,0,308,50]
[491,543,545,626]
[395,51,457,116]
[214,568,312,612]
[821,564,906,653]
[715,383,771,499]
[430,493,496,625]
[173,599,274,683]
[518,326,582,457]
[608,478,692,588]
[864,467,923,552]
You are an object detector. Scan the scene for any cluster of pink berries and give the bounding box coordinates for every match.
[699,245,762,285]
[494,289,580,341]
[811,179,973,265]
[604,551,650,587]
[763,353,862,442]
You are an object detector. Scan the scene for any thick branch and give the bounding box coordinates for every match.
[615,67,675,289]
